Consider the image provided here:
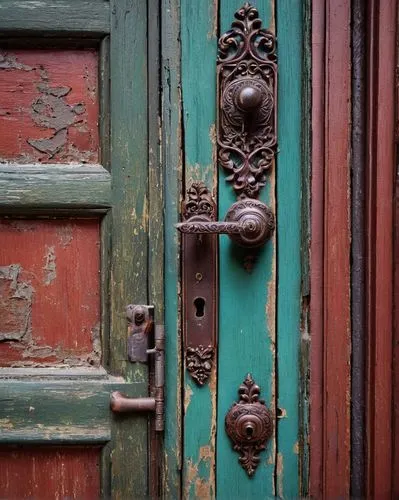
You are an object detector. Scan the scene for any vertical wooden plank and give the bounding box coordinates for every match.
[365,1,395,497]
[299,0,312,495]
[217,1,276,498]
[162,0,183,496]
[276,0,302,496]
[351,0,366,495]
[323,0,351,496]
[147,1,163,496]
[180,1,218,498]
[309,0,325,496]
[109,1,149,496]
[310,1,352,496]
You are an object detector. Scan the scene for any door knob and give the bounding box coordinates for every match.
[176,195,274,248]
[177,3,277,386]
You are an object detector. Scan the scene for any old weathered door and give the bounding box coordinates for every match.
[0,1,162,497]
[162,1,305,498]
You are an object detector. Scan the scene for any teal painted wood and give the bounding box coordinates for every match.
[0,1,110,36]
[276,0,302,496]
[180,1,218,498]
[217,1,276,498]
[0,164,111,211]
[109,1,149,496]
[162,0,183,496]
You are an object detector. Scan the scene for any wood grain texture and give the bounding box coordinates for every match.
[309,0,325,496]
[276,0,302,496]
[162,0,183,496]
[0,447,100,499]
[323,1,351,495]
[0,50,99,164]
[0,378,146,444]
[180,1,218,498]
[0,164,111,211]
[0,1,110,36]
[217,2,276,498]
[0,219,100,367]
[365,1,395,497]
[108,1,149,497]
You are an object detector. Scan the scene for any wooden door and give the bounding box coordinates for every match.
[0,1,161,498]
[162,1,305,498]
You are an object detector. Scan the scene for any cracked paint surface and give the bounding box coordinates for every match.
[0,50,98,163]
[0,220,100,367]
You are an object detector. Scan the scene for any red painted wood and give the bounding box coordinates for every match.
[365,1,395,496]
[0,220,100,366]
[310,1,351,496]
[0,50,99,163]
[323,2,351,495]
[0,447,100,498]
[394,174,399,498]
[309,0,325,496]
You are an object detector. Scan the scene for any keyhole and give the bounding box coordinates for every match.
[194,297,205,318]
[246,426,254,437]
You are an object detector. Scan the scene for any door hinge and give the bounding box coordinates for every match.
[110,304,165,432]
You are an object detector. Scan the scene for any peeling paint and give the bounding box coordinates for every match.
[0,52,32,71]
[43,245,56,285]
[276,452,284,498]
[0,264,33,341]
[184,383,193,413]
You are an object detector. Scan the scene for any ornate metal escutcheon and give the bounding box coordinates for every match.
[176,2,277,249]
[225,374,273,477]
[177,3,276,385]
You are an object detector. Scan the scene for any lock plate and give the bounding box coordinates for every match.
[181,183,218,385]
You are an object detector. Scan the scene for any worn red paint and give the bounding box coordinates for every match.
[310,0,351,496]
[0,220,100,366]
[0,50,99,163]
[365,1,395,496]
[0,447,100,499]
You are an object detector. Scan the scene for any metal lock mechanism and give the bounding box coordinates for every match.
[176,2,278,389]
[110,304,164,432]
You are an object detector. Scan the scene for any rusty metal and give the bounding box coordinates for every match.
[180,183,217,385]
[111,306,164,431]
[217,2,277,199]
[177,195,275,248]
[126,304,153,363]
[225,374,273,477]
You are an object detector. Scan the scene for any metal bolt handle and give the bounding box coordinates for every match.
[176,198,275,248]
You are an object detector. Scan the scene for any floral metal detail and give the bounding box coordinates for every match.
[182,182,216,221]
[186,345,214,385]
[225,374,273,476]
[217,3,277,199]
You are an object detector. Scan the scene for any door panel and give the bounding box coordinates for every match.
[169,0,304,498]
[0,1,156,498]
[0,219,100,367]
[0,49,99,163]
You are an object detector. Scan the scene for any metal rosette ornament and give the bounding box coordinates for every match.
[217,2,277,212]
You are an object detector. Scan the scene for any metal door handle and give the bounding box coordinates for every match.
[110,305,164,432]
[176,197,274,248]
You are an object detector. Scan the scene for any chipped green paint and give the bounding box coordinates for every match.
[162,0,183,496]
[181,1,218,497]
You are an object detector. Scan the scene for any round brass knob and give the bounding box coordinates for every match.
[236,85,263,112]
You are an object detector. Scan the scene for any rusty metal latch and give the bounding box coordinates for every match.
[110,305,164,432]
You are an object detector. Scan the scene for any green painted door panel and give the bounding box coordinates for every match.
[0,1,157,498]
[164,0,305,498]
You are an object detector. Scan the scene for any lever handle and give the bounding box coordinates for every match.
[176,197,274,248]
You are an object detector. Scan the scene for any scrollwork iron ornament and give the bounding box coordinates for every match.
[217,3,277,199]
[225,374,273,477]
[186,345,214,386]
